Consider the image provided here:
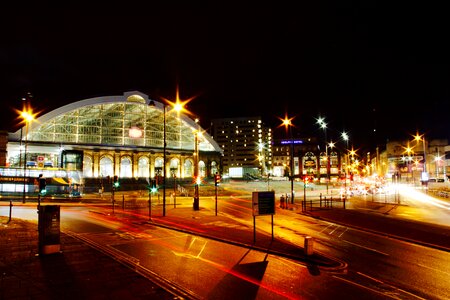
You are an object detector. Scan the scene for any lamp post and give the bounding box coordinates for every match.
[316,117,329,194]
[20,109,34,204]
[280,115,295,204]
[193,118,200,210]
[149,100,167,216]
[341,131,349,198]
[413,133,428,181]
[150,90,192,215]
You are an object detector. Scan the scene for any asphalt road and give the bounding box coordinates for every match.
[1,180,449,299]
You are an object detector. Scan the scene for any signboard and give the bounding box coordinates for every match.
[252,191,275,216]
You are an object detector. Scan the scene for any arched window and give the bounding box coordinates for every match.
[169,158,180,178]
[303,152,317,175]
[211,161,218,175]
[120,157,132,178]
[138,157,149,178]
[154,157,163,177]
[199,160,206,178]
[184,159,193,177]
[83,155,93,177]
[100,156,113,177]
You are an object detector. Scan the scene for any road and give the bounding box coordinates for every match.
[1,180,449,299]
[205,192,449,300]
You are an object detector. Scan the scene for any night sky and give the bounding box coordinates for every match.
[1,2,449,153]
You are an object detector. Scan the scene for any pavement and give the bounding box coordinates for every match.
[1,189,449,299]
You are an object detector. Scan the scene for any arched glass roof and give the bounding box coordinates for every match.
[12,91,222,153]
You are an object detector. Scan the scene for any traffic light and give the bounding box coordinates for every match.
[303,175,311,187]
[214,173,221,186]
[113,175,119,189]
[148,179,158,193]
[38,175,47,195]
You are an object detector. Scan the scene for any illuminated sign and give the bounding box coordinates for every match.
[280,140,303,145]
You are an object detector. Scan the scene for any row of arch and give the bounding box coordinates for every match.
[81,152,219,179]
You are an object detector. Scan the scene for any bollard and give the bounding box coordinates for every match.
[8,200,13,223]
[304,236,314,255]
[38,205,61,255]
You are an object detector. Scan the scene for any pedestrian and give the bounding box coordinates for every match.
[280,194,285,209]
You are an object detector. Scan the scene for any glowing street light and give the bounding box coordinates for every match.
[17,106,36,204]
[278,114,295,204]
[149,88,193,216]
[169,93,200,211]
[413,132,428,181]
[402,143,414,183]
[316,117,330,193]
[340,131,350,189]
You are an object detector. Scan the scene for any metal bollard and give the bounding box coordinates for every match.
[8,200,13,223]
[304,236,314,255]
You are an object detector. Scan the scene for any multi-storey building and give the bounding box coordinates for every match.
[271,136,343,182]
[382,138,449,182]
[210,117,272,178]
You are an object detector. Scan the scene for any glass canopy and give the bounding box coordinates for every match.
[15,92,220,153]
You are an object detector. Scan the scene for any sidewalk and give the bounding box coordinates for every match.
[0,216,178,300]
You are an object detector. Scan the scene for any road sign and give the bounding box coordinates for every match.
[252,191,275,216]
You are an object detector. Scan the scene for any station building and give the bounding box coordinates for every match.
[0,91,223,193]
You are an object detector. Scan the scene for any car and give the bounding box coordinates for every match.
[428,178,445,183]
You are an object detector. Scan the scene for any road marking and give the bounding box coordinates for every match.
[342,240,389,256]
[332,275,399,299]
[356,271,385,283]
[320,223,333,233]
[417,263,450,276]
[329,225,340,235]
[332,275,427,300]
[356,272,428,300]
[338,227,348,238]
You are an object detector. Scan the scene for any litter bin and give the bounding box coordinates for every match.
[304,236,314,256]
[38,205,61,255]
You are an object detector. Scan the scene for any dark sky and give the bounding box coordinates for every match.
[1,2,449,153]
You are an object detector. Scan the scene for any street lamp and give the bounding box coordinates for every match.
[316,117,329,193]
[149,100,167,216]
[341,131,350,195]
[279,114,295,204]
[341,131,349,172]
[413,132,428,181]
[161,89,197,210]
[19,108,35,203]
[193,118,200,210]
[406,145,413,183]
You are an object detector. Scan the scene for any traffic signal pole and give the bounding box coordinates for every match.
[214,173,220,216]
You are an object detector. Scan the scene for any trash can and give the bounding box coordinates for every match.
[38,205,61,255]
[304,236,314,256]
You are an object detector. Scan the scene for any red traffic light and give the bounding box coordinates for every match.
[214,173,221,186]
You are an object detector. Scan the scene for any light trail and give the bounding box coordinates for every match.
[396,184,450,210]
